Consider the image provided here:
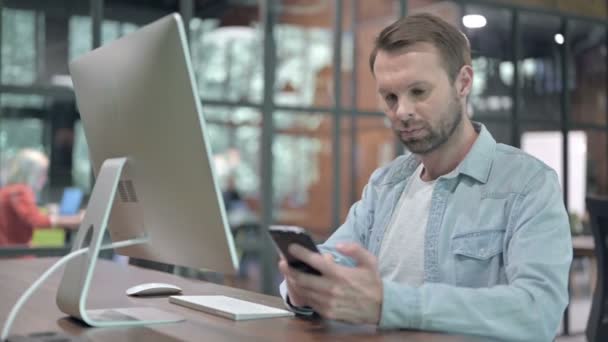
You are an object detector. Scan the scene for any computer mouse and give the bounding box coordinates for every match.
[125,283,183,296]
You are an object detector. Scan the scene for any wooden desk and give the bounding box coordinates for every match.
[0,258,477,342]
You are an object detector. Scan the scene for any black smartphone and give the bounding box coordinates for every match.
[268,225,322,275]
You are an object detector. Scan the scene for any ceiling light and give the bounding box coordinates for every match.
[462,14,487,29]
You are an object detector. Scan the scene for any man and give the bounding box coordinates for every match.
[278,13,572,341]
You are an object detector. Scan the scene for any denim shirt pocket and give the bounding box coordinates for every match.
[451,229,505,287]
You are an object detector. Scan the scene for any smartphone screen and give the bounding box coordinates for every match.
[268,225,322,275]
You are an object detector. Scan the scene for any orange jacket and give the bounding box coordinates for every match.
[0,184,51,246]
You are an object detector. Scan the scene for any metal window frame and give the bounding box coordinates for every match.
[349,0,360,206]
[259,0,277,295]
[331,0,343,230]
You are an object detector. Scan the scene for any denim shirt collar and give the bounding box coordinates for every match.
[456,122,496,184]
[383,121,496,185]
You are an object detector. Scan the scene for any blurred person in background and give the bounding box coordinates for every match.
[0,149,81,246]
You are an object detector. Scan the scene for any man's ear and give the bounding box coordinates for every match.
[456,65,474,98]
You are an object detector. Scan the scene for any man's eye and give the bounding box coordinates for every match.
[411,88,426,97]
[385,94,397,103]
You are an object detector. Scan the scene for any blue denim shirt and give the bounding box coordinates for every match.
[280,123,572,341]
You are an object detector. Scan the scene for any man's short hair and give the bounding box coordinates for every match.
[369,13,471,82]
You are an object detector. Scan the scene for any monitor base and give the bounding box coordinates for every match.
[84,307,184,327]
[56,157,183,328]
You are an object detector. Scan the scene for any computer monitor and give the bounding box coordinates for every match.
[56,13,239,327]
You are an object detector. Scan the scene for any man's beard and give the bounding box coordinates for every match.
[397,95,462,155]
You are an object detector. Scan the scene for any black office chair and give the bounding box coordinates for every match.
[586,196,608,342]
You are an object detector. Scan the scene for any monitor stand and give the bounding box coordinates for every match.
[56,157,184,327]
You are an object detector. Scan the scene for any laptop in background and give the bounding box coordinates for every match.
[59,187,83,215]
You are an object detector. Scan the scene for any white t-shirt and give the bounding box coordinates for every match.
[378,163,436,287]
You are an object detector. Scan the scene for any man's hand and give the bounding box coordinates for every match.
[278,243,383,325]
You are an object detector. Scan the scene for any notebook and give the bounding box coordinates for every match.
[169,295,294,321]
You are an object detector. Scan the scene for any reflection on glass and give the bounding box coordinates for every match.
[272,112,394,239]
[69,16,93,61]
[409,0,461,21]
[464,5,512,120]
[102,20,139,43]
[69,15,138,61]
[273,112,331,237]
[519,123,562,183]
[3,2,91,87]
[201,106,261,221]
[0,7,44,107]
[0,118,44,168]
[0,96,46,159]
[480,121,511,145]
[103,0,178,46]
[274,24,337,107]
[190,2,263,103]
[354,116,394,192]
[0,94,45,109]
[521,131,586,216]
[584,131,608,197]
[521,126,608,234]
[519,13,562,121]
[2,8,36,85]
[353,0,401,111]
[566,129,606,235]
[0,93,50,202]
[568,20,607,126]
[274,0,344,108]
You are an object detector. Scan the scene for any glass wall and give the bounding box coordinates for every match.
[1,1,89,202]
[584,131,608,196]
[274,0,337,108]
[518,12,563,122]
[200,105,262,225]
[2,8,38,86]
[191,1,263,104]
[568,20,607,126]
[1,0,607,295]
[2,1,90,87]
[567,20,608,223]
[463,4,513,145]
[347,0,401,112]
[272,111,332,238]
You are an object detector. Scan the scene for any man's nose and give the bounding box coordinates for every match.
[395,99,414,121]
